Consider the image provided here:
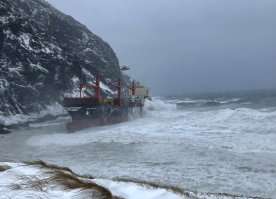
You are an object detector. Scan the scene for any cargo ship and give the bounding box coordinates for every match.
[63,74,149,132]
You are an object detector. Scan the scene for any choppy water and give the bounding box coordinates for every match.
[0,90,276,198]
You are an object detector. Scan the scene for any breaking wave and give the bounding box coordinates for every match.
[94,178,268,199]
[175,93,276,109]
[175,98,245,108]
[144,97,176,112]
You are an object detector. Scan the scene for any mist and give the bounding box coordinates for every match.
[47,0,276,95]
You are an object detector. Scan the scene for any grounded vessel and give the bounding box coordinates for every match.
[63,74,149,132]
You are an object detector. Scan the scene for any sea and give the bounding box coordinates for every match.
[0,89,276,198]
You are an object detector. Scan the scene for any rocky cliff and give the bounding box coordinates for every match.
[0,0,122,127]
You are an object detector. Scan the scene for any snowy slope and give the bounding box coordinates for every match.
[0,0,121,127]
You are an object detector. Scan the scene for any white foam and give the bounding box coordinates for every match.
[144,98,176,112]
[22,98,276,198]
[27,98,276,155]
[93,179,183,199]
[0,103,66,126]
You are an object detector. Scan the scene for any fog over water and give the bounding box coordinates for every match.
[47,0,276,95]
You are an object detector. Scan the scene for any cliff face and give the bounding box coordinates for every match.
[0,0,121,122]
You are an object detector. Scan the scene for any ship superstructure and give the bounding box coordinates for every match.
[63,74,149,131]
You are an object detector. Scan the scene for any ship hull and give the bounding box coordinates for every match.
[66,105,142,132]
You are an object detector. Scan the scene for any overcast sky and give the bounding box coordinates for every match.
[47,0,276,95]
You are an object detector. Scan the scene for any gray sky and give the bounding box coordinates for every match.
[47,0,276,95]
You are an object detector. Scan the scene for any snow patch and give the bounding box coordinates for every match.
[81,68,95,80]
[100,82,115,95]
[0,79,8,96]
[64,76,81,98]
[0,16,9,24]
[4,30,16,40]
[8,66,24,76]
[30,63,49,74]
[19,33,33,50]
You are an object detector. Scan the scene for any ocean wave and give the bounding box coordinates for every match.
[144,98,176,112]
[94,178,267,199]
[175,98,244,108]
[174,94,276,109]
[25,98,276,198]
[27,104,276,153]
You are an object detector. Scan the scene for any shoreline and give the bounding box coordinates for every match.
[0,161,267,199]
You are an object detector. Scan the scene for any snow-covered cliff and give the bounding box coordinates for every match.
[0,0,121,128]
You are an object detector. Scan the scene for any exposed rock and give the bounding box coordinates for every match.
[0,0,122,125]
